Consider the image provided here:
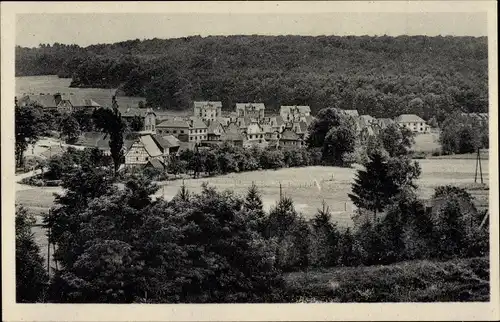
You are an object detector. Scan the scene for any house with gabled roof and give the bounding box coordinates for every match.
[220,122,244,146]
[193,101,222,122]
[279,130,304,148]
[188,117,208,143]
[376,118,395,130]
[280,105,311,123]
[206,119,225,141]
[124,133,178,169]
[156,119,190,141]
[236,103,265,120]
[395,114,429,133]
[17,93,101,113]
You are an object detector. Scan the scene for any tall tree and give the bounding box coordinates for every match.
[15,104,44,168]
[321,122,357,166]
[348,150,399,222]
[16,206,49,302]
[244,182,266,234]
[92,97,125,175]
[60,114,81,144]
[378,123,415,157]
[309,201,340,267]
[306,107,345,148]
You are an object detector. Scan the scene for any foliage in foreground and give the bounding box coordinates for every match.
[26,155,488,303]
[284,257,490,302]
[16,206,49,302]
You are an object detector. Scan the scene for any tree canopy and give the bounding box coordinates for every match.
[16,35,488,121]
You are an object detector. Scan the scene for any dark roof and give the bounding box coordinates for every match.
[151,134,171,151]
[67,97,101,108]
[40,145,65,159]
[147,158,165,170]
[162,135,181,148]
[189,117,207,129]
[395,114,425,123]
[75,132,110,150]
[18,95,58,108]
[220,125,244,141]
[157,119,189,128]
[119,107,147,118]
[280,130,300,141]
[207,119,224,134]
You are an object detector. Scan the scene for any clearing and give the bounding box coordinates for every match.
[17,158,490,228]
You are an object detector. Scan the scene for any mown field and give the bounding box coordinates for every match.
[17,159,490,228]
[284,257,490,302]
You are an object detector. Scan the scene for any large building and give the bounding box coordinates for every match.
[280,105,311,123]
[193,101,222,122]
[395,114,429,133]
[188,117,208,143]
[17,93,101,113]
[156,119,190,141]
[235,103,265,120]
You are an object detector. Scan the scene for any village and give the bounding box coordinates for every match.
[17,91,489,173]
[9,7,494,308]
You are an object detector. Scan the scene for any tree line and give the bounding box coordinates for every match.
[439,111,489,154]
[16,143,488,303]
[16,35,488,122]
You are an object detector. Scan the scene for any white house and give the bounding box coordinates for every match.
[395,114,430,133]
[280,105,311,123]
[124,135,164,167]
[193,101,222,122]
[236,103,266,119]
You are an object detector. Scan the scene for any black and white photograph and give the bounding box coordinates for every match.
[2,1,498,321]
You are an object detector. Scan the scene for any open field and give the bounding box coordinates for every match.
[284,257,489,302]
[17,158,490,228]
[412,132,441,153]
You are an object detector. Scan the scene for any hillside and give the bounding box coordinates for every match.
[284,257,489,302]
[15,35,488,120]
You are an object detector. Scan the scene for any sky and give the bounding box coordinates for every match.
[16,12,487,48]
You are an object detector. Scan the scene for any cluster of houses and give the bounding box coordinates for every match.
[18,92,443,171]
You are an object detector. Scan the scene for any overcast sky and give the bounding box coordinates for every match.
[16,12,487,48]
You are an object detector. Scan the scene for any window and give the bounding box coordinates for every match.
[181,130,184,134]
[136,157,139,161]
[146,157,149,161]
[173,130,177,134]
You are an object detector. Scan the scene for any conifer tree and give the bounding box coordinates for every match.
[244,182,266,234]
[310,201,340,267]
[348,150,399,222]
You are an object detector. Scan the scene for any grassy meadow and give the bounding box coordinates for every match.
[17,159,490,229]
[284,257,490,302]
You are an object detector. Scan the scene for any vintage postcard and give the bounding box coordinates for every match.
[1,1,498,321]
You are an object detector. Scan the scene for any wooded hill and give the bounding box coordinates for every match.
[15,35,488,121]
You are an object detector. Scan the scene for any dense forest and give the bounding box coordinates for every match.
[16,35,488,121]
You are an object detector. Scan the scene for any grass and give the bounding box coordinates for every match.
[284,257,490,302]
[412,132,441,153]
[16,159,489,227]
